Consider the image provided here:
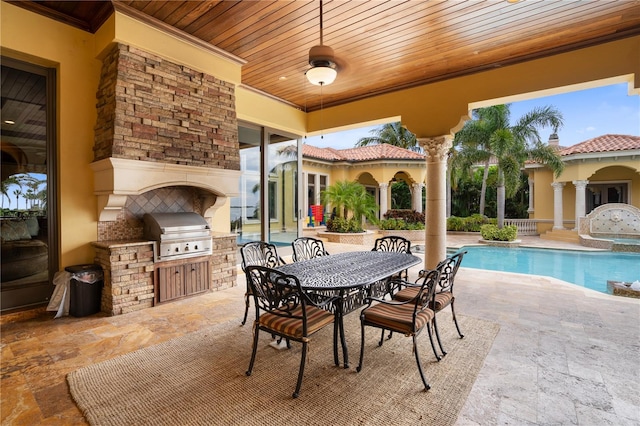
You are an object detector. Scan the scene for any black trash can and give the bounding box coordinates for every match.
[66,264,103,317]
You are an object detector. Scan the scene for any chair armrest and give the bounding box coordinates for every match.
[301,290,340,312]
[362,294,417,308]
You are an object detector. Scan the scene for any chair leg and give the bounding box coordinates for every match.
[451,301,464,338]
[426,321,442,361]
[333,319,340,366]
[246,325,260,376]
[356,321,366,373]
[432,315,447,357]
[293,341,308,398]
[241,292,250,326]
[378,329,393,346]
[412,334,431,391]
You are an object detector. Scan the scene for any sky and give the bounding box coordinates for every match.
[305,82,640,150]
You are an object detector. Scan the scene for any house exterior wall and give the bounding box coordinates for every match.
[530,162,640,234]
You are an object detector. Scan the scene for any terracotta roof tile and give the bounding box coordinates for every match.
[302,143,424,162]
[302,144,344,161]
[560,134,640,156]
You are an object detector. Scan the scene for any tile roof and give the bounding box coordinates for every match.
[560,134,640,156]
[302,143,425,162]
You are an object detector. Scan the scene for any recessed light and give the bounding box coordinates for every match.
[279,76,287,81]
[4,120,15,125]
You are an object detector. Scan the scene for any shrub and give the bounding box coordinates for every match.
[480,224,517,241]
[466,214,489,232]
[326,217,363,233]
[379,218,425,230]
[447,216,464,231]
[447,215,495,232]
[383,209,425,224]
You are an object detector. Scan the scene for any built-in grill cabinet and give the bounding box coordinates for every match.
[143,212,213,304]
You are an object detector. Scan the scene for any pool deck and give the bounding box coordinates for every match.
[1,234,638,424]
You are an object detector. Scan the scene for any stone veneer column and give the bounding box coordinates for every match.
[379,182,389,220]
[573,180,589,230]
[419,136,452,269]
[552,182,566,230]
[412,183,424,213]
[527,177,534,214]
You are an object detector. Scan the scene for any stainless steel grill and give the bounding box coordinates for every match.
[143,212,212,262]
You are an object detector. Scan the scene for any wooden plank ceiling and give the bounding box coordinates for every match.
[8,0,640,112]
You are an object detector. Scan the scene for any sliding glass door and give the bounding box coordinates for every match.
[267,133,298,245]
[1,58,58,311]
[232,124,300,246]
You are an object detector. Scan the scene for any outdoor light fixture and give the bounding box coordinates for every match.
[306,0,337,86]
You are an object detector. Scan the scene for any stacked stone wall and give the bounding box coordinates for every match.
[94,43,239,170]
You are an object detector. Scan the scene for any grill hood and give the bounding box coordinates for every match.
[143,212,213,262]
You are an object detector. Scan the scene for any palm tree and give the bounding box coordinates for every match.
[321,180,378,225]
[1,176,20,210]
[356,122,420,152]
[321,180,355,219]
[13,188,22,211]
[454,104,564,228]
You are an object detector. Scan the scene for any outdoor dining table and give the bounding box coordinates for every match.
[276,250,421,368]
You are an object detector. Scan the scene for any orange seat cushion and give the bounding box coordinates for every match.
[393,286,419,302]
[362,302,434,335]
[432,292,453,311]
[394,288,453,312]
[259,304,334,339]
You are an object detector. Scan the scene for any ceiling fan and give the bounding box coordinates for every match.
[306,0,337,86]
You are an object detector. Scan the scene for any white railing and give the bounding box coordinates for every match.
[504,219,539,235]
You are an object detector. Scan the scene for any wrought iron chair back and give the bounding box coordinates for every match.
[429,250,465,292]
[371,235,413,295]
[239,241,286,325]
[372,235,412,254]
[403,250,467,357]
[291,237,329,262]
[356,268,441,391]
[240,241,286,271]
[244,265,339,398]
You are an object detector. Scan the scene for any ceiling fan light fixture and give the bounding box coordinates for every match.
[307,44,337,86]
[306,62,337,86]
[306,0,338,86]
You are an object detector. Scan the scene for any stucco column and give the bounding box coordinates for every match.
[379,182,389,220]
[527,177,534,214]
[573,180,589,230]
[552,182,566,230]
[412,183,424,213]
[419,136,452,270]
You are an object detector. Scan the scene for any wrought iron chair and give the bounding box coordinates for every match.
[244,265,339,398]
[240,241,286,326]
[356,269,441,391]
[370,235,413,298]
[291,237,329,262]
[392,250,467,357]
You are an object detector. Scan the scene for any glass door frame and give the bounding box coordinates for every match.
[237,121,303,245]
[1,56,59,311]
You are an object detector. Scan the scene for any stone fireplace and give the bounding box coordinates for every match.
[89,43,242,315]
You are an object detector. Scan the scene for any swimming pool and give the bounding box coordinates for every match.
[453,246,640,294]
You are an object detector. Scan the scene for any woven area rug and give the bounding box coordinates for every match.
[68,311,499,426]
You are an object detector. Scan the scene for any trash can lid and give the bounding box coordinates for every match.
[65,264,102,274]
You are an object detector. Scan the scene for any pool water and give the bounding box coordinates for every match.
[453,246,640,294]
